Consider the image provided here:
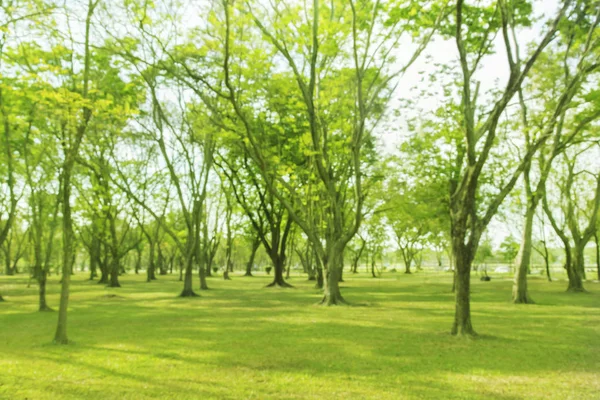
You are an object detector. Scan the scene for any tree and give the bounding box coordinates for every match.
[178,0,446,304]
[543,149,600,292]
[446,0,577,336]
[53,0,98,344]
[511,1,600,303]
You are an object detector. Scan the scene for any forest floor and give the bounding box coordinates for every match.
[0,271,598,400]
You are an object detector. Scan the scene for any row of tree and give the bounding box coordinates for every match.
[0,0,599,343]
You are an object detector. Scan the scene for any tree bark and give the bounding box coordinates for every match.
[266,255,292,288]
[594,232,600,281]
[512,205,535,304]
[567,244,586,292]
[38,269,52,312]
[245,236,260,276]
[320,248,346,305]
[108,258,121,288]
[451,242,476,337]
[147,240,157,282]
[315,265,323,288]
[54,170,74,345]
[180,251,198,297]
[98,256,109,284]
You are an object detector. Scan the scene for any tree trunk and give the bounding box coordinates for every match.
[451,244,476,337]
[266,255,292,288]
[320,248,346,305]
[315,265,323,288]
[158,249,167,275]
[89,241,98,280]
[595,232,600,281]
[147,241,157,282]
[541,241,552,282]
[205,259,212,277]
[54,171,74,345]
[108,258,121,288]
[135,249,142,275]
[180,253,198,297]
[38,268,52,312]
[197,243,209,291]
[512,206,535,304]
[245,237,260,276]
[451,268,456,293]
[371,259,377,278]
[98,254,109,284]
[567,244,586,292]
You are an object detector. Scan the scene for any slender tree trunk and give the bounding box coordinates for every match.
[371,259,377,278]
[545,257,552,282]
[158,249,167,275]
[512,206,535,304]
[147,241,157,282]
[89,239,98,280]
[404,262,411,274]
[4,248,13,275]
[54,170,74,345]
[205,258,212,277]
[198,243,209,291]
[180,251,198,297]
[451,241,476,337]
[595,232,600,281]
[135,249,141,274]
[315,264,324,288]
[245,237,260,276]
[38,268,52,312]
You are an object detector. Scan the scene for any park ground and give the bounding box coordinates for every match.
[0,271,599,400]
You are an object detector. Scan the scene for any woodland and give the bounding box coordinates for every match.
[0,0,599,398]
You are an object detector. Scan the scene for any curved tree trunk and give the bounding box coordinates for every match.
[512,206,535,304]
[245,237,260,276]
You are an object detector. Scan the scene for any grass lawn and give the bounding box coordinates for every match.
[0,271,599,400]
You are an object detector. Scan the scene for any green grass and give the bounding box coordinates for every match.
[1,271,599,400]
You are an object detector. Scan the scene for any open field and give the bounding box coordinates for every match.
[1,272,599,400]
